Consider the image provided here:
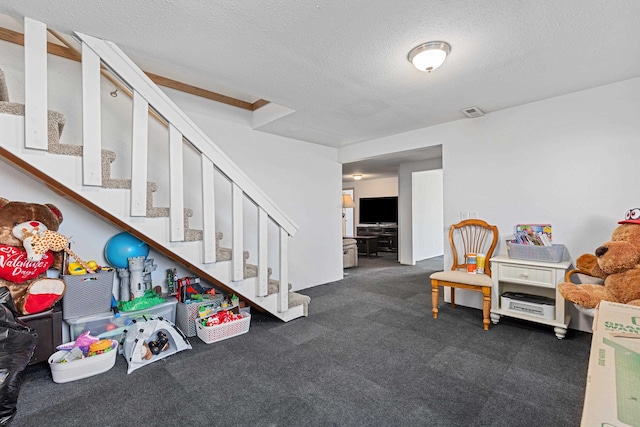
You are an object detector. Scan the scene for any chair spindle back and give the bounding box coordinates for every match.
[449,219,499,276]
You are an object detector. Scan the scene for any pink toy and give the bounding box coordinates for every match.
[56,331,100,353]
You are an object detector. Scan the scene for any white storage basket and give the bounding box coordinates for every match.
[176,296,223,337]
[48,339,118,383]
[506,242,565,262]
[196,312,250,344]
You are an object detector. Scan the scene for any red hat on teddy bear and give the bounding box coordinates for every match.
[619,208,640,225]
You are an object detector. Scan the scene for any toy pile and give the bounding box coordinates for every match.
[201,310,242,327]
[140,330,170,360]
[53,331,117,363]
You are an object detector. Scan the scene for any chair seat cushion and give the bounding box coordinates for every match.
[430,270,493,287]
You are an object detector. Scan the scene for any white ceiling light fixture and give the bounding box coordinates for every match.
[353,174,363,180]
[408,41,451,72]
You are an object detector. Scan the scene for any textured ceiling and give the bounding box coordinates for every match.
[1,1,639,172]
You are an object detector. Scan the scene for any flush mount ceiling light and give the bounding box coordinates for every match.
[353,174,362,180]
[408,41,451,72]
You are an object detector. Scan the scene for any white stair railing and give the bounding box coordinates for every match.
[17,19,299,315]
[75,32,297,233]
[23,18,48,151]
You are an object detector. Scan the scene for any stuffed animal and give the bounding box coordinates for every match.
[559,208,640,308]
[23,229,95,274]
[0,198,66,315]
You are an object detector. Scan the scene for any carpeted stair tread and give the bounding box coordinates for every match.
[0,69,8,102]
[49,131,202,237]
[268,278,293,295]
[288,292,310,316]
[214,232,231,261]
[245,263,258,279]
[1,68,65,145]
[217,247,232,261]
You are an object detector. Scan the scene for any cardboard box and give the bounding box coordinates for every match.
[582,301,640,426]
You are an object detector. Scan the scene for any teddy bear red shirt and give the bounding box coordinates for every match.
[0,245,55,283]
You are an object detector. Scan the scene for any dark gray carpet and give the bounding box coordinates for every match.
[13,252,591,426]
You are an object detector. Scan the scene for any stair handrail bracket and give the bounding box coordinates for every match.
[74,31,298,237]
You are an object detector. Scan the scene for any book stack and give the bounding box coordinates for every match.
[511,224,553,246]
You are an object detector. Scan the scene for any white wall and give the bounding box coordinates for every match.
[340,77,640,332]
[410,169,443,263]
[164,88,343,289]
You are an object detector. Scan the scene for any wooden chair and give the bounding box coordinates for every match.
[430,219,499,330]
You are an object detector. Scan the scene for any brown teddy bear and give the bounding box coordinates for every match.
[0,198,66,315]
[559,208,640,308]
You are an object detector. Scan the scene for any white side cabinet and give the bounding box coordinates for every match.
[489,256,571,339]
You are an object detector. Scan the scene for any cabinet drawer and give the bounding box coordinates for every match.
[498,264,555,288]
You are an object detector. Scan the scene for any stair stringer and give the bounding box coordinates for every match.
[0,113,305,322]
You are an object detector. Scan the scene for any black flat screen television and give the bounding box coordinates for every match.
[359,197,398,224]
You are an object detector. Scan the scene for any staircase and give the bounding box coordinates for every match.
[0,17,309,322]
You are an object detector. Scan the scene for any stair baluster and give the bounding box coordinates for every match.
[131,91,149,217]
[24,18,48,151]
[168,124,185,240]
[278,228,289,312]
[80,41,103,186]
[231,183,244,282]
[258,208,269,297]
[201,156,216,263]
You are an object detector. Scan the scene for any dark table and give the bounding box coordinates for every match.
[355,235,378,257]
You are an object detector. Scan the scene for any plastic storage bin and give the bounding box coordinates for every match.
[62,270,115,320]
[176,296,223,337]
[196,312,251,344]
[66,298,178,341]
[48,339,118,383]
[506,242,565,263]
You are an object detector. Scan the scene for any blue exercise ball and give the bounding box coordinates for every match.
[104,232,149,269]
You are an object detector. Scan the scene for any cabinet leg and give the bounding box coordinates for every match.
[554,326,567,340]
[431,281,439,319]
[482,287,491,331]
[490,313,501,324]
